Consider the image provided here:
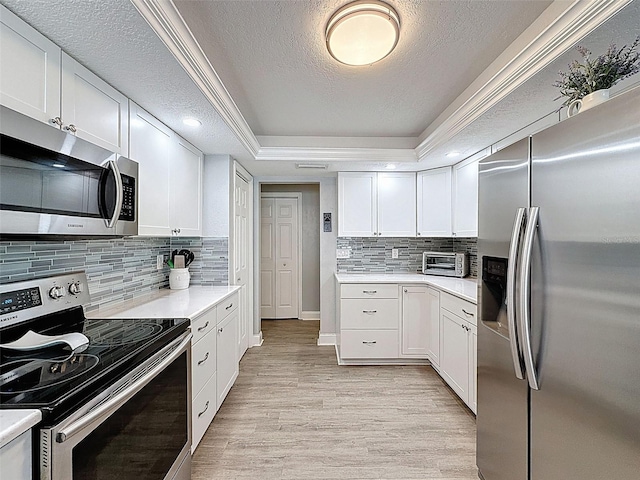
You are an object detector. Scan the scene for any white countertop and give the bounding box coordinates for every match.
[334,273,478,304]
[0,410,41,448]
[87,286,241,320]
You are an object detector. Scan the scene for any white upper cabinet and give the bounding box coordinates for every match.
[417,167,452,237]
[338,172,415,237]
[61,53,128,155]
[452,154,482,237]
[338,172,377,237]
[169,136,203,236]
[0,4,61,125]
[130,102,202,237]
[377,172,416,237]
[129,102,172,236]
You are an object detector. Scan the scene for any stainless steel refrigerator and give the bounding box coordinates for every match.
[476,85,640,480]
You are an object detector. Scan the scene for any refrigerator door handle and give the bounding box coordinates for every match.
[519,206,540,390]
[507,207,527,380]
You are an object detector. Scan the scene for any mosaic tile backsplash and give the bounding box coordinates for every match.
[336,237,478,278]
[0,236,228,312]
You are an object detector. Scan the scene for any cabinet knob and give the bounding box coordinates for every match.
[218,327,224,333]
[64,124,77,133]
[50,116,62,126]
[404,289,408,293]
[417,232,421,236]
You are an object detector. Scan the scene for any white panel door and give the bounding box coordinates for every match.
[338,173,376,237]
[234,172,251,358]
[169,136,202,236]
[377,172,416,237]
[0,5,61,125]
[129,103,171,236]
[452,156,480,237]
[61,53,128,154]
[417,167,452,237]
[275,198,299,319]
[260,198,276,318]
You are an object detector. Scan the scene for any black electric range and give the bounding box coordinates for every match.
[0,272,189,426]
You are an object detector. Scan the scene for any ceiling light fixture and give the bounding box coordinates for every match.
[52,163,66,168]
[326,1,400,66]
[295,164,329,169]
[183,118,201,127]
[446,151,461,158]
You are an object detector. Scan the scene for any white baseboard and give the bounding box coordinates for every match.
[301,311,320,321]
[317,333,336,346]
[250,332,263,347]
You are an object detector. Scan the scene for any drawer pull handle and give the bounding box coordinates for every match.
[226,303,233,310]
[197,321,209,332]
[362,290,377,294]
[198,401,210,418]
[197,352,209,365]
[362,310,377,314]
[362,341,377,345]
[462,309,475,317]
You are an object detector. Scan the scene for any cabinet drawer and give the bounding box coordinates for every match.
[341,330,399,359]
[192,372,217,453]
[192,308,216,345]
[216,292,239,323]
[341,299,399,329]
[341,283,398,299]
[441,292,477,326]
[192,329,216,399]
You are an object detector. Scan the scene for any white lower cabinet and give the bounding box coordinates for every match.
[401,285,439,359]
[439,292,477,413]
[190,292,240,452]
[0,430,32,480]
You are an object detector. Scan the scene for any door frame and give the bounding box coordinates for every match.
[260,192,303,320]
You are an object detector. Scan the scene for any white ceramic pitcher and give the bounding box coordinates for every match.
[567,89,610,117]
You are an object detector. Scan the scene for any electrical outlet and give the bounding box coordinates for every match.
[336,248,350,259]
[392,248,398,259]
[156,254,164,270]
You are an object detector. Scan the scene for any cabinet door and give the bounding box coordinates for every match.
[129,102,172,236]
[417,167,452,237]
[425,287,441,367]
[61,53,128,154]
[0,5,60,126]
[469,323,477,414]
[401,286,429,357]
[216,309,239,410]
[170,136,202,236]
[338,172,376,237]
[377,172,416,237]
[452,156,480,237]
[439,309,470,402]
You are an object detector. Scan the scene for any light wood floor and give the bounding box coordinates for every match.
[192,320,478,480]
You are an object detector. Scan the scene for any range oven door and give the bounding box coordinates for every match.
[0,106,137,238]
[41,333,192,480]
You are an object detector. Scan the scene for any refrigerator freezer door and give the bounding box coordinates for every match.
[530,87,640,479]
[477,138,529,480]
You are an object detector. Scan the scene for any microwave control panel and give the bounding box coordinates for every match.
[119,175,136,221]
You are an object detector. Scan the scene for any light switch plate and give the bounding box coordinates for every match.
[156,254,164,270]
[392,248,398,259]
[336,248,350,259]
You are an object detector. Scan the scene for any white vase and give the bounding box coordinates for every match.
[169,268,190,290]
[567,89,610,117]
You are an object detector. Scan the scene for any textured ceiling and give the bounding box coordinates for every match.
[174,0,553,137]
[0,0,252,163]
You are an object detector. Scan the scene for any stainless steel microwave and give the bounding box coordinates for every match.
[422,251,469,277]
[0,106,138,238]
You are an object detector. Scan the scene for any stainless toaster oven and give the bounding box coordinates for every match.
[422,251,469,277]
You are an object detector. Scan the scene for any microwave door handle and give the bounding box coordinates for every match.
[507,207,527,380]
[103,159,123,228]
[56,333,192,443]
[518,206,540,390]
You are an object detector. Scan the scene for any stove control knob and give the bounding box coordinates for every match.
[49,286,66,300]
[68,282,82,295]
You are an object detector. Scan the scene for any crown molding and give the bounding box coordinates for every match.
[415,0,633,160]
[256,146,417,163]
[131,0,260,156]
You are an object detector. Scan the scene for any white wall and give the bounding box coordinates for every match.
[261,184,320,312]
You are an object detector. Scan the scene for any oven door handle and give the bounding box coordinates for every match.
[56,333,191,443]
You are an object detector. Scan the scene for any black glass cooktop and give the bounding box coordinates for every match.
[0,306,189,420]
